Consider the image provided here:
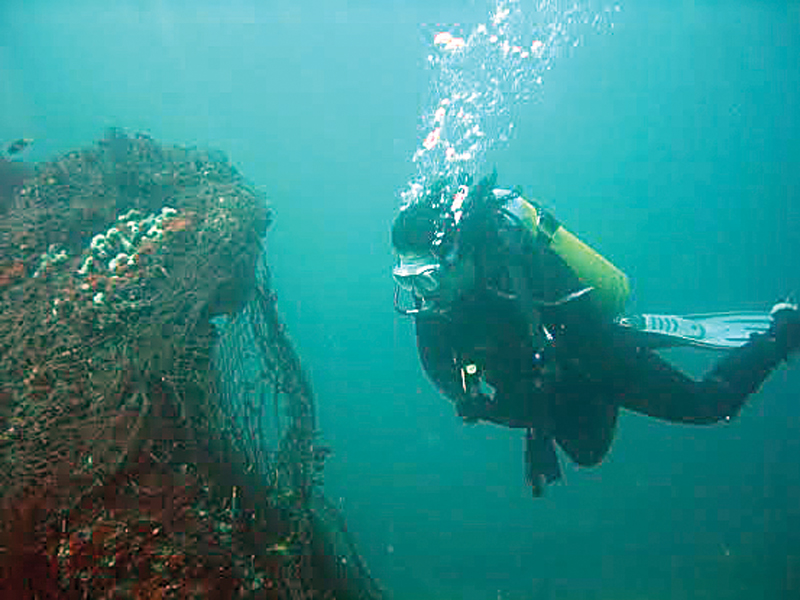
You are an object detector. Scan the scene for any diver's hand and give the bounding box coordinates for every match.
[457,393,496,423]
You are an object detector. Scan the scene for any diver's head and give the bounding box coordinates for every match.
[391,199,477,309]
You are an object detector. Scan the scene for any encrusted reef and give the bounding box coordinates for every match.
[0,131,383,599]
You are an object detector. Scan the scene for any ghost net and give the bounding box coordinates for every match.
[0,131,384,599]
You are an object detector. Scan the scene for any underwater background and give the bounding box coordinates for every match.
[2,0,799,598]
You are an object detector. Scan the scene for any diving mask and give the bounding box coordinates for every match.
[392,253,441,298]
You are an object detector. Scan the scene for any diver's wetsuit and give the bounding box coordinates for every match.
[413,217,792,470]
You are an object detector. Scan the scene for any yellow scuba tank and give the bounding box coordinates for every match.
[503,195,630,317]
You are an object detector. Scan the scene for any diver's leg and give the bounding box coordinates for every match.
[612,309,798,424]
[552,388,619,466]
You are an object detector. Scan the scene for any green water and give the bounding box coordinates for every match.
[2,1,799,597]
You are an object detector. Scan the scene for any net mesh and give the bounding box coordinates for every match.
[0,131,384,599]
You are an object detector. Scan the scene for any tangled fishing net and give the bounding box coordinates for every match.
[0,130,383,599]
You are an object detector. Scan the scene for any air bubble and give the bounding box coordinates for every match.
[404,0,616,197]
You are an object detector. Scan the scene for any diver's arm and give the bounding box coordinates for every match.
[415,317,495,421]
[415,316,464,406]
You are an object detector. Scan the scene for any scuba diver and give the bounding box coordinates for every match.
[391,173,800,497]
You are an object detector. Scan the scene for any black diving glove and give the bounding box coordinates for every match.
[457,393,495,423]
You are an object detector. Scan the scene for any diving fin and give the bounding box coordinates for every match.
[615,311,774,350]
